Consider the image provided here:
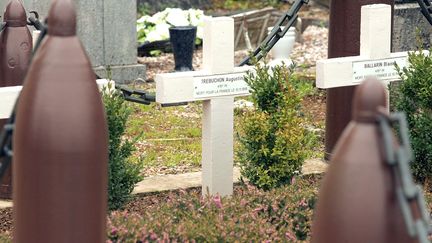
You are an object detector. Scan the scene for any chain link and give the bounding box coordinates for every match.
[416,0,432,25]
[0,104,16,179]
[238,0,308,66]
[377,112,431,243]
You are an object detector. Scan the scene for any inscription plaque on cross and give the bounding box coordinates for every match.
[317,4,409,100]
[156,17,252,196]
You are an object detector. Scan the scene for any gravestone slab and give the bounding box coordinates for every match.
[393,3,432,52]
[0,0,146,83]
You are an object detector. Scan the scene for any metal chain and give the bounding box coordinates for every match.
[238,0,309,66]
[377,112,431,243]
[121,0,309,102]
[0,105,15,179]
[0,22,5,32]
[416,0,432,25]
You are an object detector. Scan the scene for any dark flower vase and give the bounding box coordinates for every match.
[169,26,197,72]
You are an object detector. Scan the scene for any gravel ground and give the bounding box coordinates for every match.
[138,24,328,83]
[291,25,328,67]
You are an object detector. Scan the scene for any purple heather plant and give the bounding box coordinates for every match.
[107,175,320,242]
[0,176,321,242]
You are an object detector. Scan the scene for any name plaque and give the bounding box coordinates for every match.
[194,71,250,99]
[352,57,407,83]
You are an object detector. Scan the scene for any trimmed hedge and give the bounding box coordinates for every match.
[236,63,317,190]
[393,49,432,186]
[102,86,144,210]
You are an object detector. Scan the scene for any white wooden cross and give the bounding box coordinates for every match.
[156,17,252,197]
[0,80,112,120]
[317,4,411,94]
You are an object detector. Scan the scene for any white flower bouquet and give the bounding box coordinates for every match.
[137,8,208,45]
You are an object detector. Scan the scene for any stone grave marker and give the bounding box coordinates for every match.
[0,0,146,83]
[393,3,432,52]
[317,4,425,101]
[156,17,252,197]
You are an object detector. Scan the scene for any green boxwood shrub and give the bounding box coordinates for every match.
[393,49,432,187]
[236,63,316,190]
[102,86,144,210]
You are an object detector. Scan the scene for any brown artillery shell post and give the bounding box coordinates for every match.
[312,78,415,243]
[0,0,32,199]
[325,0,393,160]
[13,0,108,242]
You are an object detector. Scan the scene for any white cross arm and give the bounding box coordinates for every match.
[0,86,21,119]
[316,52,410,89]
[0,79,114,119]
[155,66,252,104]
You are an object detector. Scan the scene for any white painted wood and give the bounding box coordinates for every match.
[0,86,21,119]
[32,30,41,49]
[360,4,391,59]
[201,18,236,196]
[203,17,235,74]
[316,4,406,89]
[202,97,234,196]
[317,52,408,89]
[0,79,113,119]
[156,66,250,104]
[156,17,251,196]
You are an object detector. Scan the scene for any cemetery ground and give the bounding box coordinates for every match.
[1,3,432,242]
[0,25,333,241]
[0,26,430,242]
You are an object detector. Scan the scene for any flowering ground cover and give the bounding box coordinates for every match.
[0,175,320,242]
[108,175,321,242]
[1,175,431,242]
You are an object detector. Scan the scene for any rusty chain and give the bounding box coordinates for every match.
[377,111,431,243]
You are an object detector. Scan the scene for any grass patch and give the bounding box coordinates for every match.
[127,103,202,140]
[125,102,203,174]
[122,75,324,176]
[139,139,202,170]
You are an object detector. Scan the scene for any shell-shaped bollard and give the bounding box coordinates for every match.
[311,78,414,243]
[13,0,108,242]
[0,0,32,87]
[0,0,32,200]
